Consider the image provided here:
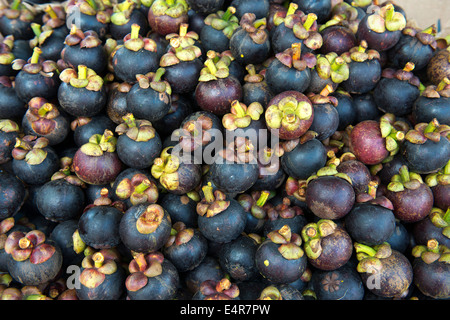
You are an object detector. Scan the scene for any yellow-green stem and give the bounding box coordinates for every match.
[256,191,270,207]
[45,5,58,19]
[202,184,215,203]
[30,47,41,64]
[303,13,317,31]
[130,24,140,39]
[31,23,42,37]
[222,7,236,21]
[78,65,88,80]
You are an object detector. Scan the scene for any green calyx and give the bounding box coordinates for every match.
[111,0,134,25]
[427,208,450,237]
[151,146,181,192]
[204,7,239,38]
[387,165,424,192]
[198,50,231,82]
[60,65,103,91]
[354,242,392,273]
[115,113,156,142]
[150,0,188,18]
[379,113,406,156]
[425,160,450,187]
[265,95,313,131]
[316,52,349,84]
[301,219,337,260]
[160,24,202,65]
[306,163,353,186]
[0,119,20,133]
[405,118,450,145]
[275,43,317,71]
[222,100,264,130]
[367,3,406,33]
[80,129,117,156]
[135,68,171,94]
[412,239,450,264]
[267,225,304,260]
[239,13,268,45]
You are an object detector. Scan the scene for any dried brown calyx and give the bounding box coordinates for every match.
[274,43,317,72]
[237,190,273,220]
[135,204,167,234]
[63,24,103,48]
[65,0,110,24]
[285,176,308,202]
[83,188,126,213]
[243,64,266,84]
[198,50,232,82]
[404,118,450,145]
[114,173,159,206]
[420,77,450,98]
[197,183,231,218]
[118,24,157,52]
[266,197,304,222]
[0,119,20,134]
[422,207,450,239]
[204,6,239,38]
[125,252,165,292]
[29,23,57,49]
[135,68,171,94]
[412,239,450,264]
[80,250,119,289]
[341,40,380,63]
[354,242,393,273]
[4,230,57,264]
[160,23,202,66]
[381,62,421,89]
[258,286,283,300]
[198,278,240,300]
[176,114,214,153]
[301,219,338,259]
[11,135,50,165]
[0,218,15,251]
[151,146,183,191]
[307,84,340,107]
[11,47,58,75]
[164,221,195,248]
[218,137,257,164]
[366,3,406,33]
[115,113,157,142]
[0,35,15,66]
[59,64,104,91]
[222,100,264,131]
[0,0,34,22]
[42,5,66,29]
[314,53,349,84]
[50,158,86,188]
[267,224,304,260]
[150,0,188,18]
[257,145,285,177]
[24,97,62,136]
[239,12,268,45]
[110,0,136,26]
[401,24,438,49]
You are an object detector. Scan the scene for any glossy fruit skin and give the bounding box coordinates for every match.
[265,59,311,95]
[401,137,450,174]
[386,221,411,254]
[344,203,396,246]
[12,147,60,186]
[373,77,420,117]
[49,219,84,268]
[187,0,224,15]
[58,83,107,118]
[309,102,339,141]
[36,179,86,222]
[352,93,382,123]
[73,150,123,185]
[281,139,328,180]
[7,240,63,286]
[78,206,123,249]
[431,184,450,211]
[164,59,203,95]
[0,16,33,40]
[76,265,126,300]
[386,183,434,223]
[200,24,231,53]
[163,229,208,272]
[230,27,271,67]
[292,0,332,24]
[356,14,402,52]
[0,82,27,120]
[333,92,355,130]
[308,226,353,271]
[126,83,171,122]
[255,239,307,284]
[306,176,355,220]
[116,131,162,169]
[427,47,450,86]
[336,159,371,194]
[210,161,260,194]
[0,171,27,220]
[73,115,116,147]
[197,199,247,243]
[388,34,435,71]
[126,259,179,300]
[14,70,60,103]
[413,96,450,126]
[62,44,107,75]
[232,0,270,20]
[311,264,365,300]
[263,214,308,237]
[148,6,188,36]
[360,250,413,298]
[21,110,69,146]
[159,193,198,228]
[412,217,450,248]
[110,10,149,40]
[320,25,357,56]
[112,47,159,83]
[349,120,388,165]
[413,258,450,299]
[340,59,381,95]
[184,256,225,294]
[218,235,259,282]
[194,76,243,115]
[76,13,109,39]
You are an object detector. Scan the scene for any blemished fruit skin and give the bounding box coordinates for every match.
[1,0,449,302]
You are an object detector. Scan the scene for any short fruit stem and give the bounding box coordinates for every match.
[85,0,97,11]
[384,4,395,22]
[436,77,450,92]
[19,237,31,249]
[134,180,150,194]
[11,0,21,10]
[256,191,270,207]
[423,119,439,134]
[38,104,53,117]
[399,165,410,182]
[222,7,236,21]
[30,47,42,64]
[320,84,333,97]
[286,2,298,17]
[45,5,58,19]
[92,252,104,268]
[205,58,218,75]
[166,0,175,6]
[354,242,377,257]
[292,43,301,60]
[231,100,247,118]
[303,13,317,31]
[403,62,415,72]
[331,57,345,71]
[31,23,42,37]
[153,68,165,82]
[202,184,215,203]
[130,24,140,39]
[78,65,87,80]
[253,18,266,29]
[179,23,188,37]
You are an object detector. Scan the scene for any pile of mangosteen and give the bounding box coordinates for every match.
[0,0,449,301]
